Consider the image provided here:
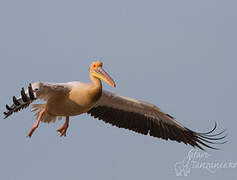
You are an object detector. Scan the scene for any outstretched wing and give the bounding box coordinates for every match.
[3,82,72,119]
[88,90,227,150]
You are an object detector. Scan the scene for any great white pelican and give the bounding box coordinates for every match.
[3,61,226,150]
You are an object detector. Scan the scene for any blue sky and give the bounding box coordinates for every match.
[0,0,236,179]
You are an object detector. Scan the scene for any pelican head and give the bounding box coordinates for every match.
[90,61,116,87]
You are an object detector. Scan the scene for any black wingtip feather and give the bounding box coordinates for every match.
[6,104,12,111]
[3,83,37,119]
[186,124,228,151]
[197,122,217,135]
[12,96,20,106]
[28,83,36,100]
[21,88,29,102]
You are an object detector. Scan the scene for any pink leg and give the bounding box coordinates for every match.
[57,116,69,137]
[27,108,45,138]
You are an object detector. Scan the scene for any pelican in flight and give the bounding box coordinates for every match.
[3,61,226,150]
